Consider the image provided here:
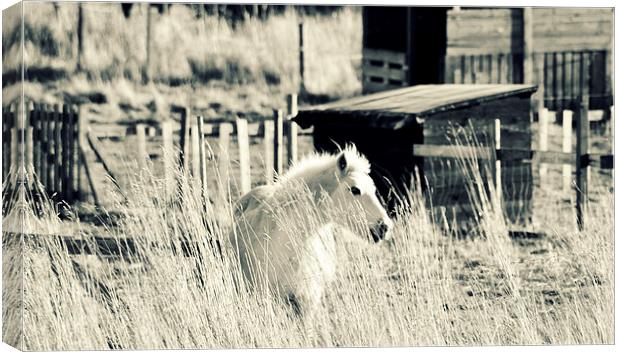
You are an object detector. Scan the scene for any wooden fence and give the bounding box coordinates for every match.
[413,96,613,230]
[2,103,82,204]
[87,94,309,205]
[445,49,613,112]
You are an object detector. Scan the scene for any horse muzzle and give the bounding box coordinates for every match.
[370,220,392,243]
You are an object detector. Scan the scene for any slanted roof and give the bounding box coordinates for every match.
[294,84,538,129]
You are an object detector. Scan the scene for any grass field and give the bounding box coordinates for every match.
[2,122,614,349]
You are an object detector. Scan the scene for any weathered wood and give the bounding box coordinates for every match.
[286,94,299,166]
[262,120,274,183]
[217,123,233,203]
[75,105,83,200]
[273,109,284,177]
[196,116,208,205]
[299,22,305,91]
[31,103,41,179]
[41,104,51,189]
[575,96,589,231]
[136,124,148,169]
[297,84,538,130]
[79,142,99,207]
[62,105,72,201]
[178,106,191,174]
[190,123,200,182]
[562,110,573,191]
[86,131,125,199]
[491,119,501,199]
[236,118,251,194]
[161,120,174,198]
[53,104,62,195]
[522,8,533,84]
[538,108,549,178]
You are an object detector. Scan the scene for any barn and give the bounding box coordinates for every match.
[362,7,613,113]
[294,84,538,226]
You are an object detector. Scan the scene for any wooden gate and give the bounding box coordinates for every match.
[2,102,82,204]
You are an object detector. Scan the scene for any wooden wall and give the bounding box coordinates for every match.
[447,7,613,56]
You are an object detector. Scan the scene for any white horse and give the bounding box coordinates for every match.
[228,145,393,316]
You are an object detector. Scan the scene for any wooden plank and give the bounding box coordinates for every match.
[190,123,200,182]
[491,119,501,199]
[86,131,125,199]
[62,105,72,202]
[217,123,233,204]
[160,121,174,199]
[273,109,284,177]
[196,116,208,206]
[136,124,148,170]
[53,104,62,195]
[363,65,407,82]
[262,120,274,183]
[72,106,80,200]
[575,96,589,231]
[538,108,549,179]
[363,48,407,65]
[413,144,491,159]
[236,118,251,194]
[286,94,299,166]
[31,103,41,179]
[178,106,190,173]
[79,143,100,207]
[523,8,533,84]
[562,110,573,191]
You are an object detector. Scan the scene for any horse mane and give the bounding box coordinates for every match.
[277,145,370,185]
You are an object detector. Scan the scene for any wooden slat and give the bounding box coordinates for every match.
[236,118,251,194]
[61,105,72,202]
[575,95,589,231]
[262,120,274,183]
[562,110,573,191]
[363,65,407,82]
[53,104,62,195]
[217,123,233,203]
[273,109,284,177]
[363,48,407,65]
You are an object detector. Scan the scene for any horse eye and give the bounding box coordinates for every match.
[350,186,361,196]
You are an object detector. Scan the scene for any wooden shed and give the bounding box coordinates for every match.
[294,84,538,226]
[362,6,613,111]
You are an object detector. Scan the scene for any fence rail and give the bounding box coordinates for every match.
[413,96,613,230]
[445,49,613,111]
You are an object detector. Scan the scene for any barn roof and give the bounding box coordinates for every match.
[294,84,538,130]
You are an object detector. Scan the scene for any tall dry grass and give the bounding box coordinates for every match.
[6,3,361,106]
[2,139,613,349]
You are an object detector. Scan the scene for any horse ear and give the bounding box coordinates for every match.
[337,152,348,173]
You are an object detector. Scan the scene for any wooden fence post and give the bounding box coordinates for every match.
[273,109,284,177]
[562,110,573,192]
[217,123,233,203]
[298,22,305,92]
[31,103,41,181]
[62,104,72,202]
[263,120,274,183]
[236,118,251,194]
[25,102,34,176]
[522,7,533,84]
[575,96,589,231]
[53,104,62,196]
[538,108,549,179]
[178,106,191,174]
[196,116,208,206]
[161,120,174,199]
[286,93,298,166]
[136,124,148,170]
[41,103,50,190]
[191,122,200,182]
[72,105,81,200]
[491,118,502,200]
